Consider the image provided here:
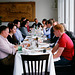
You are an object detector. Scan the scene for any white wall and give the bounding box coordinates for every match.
[0,0,58,26]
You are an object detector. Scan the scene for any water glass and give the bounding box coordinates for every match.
[18,46,22,51]
[32,41,37,49]
[24,44,28,48]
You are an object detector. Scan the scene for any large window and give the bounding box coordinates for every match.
[58,0,74,33]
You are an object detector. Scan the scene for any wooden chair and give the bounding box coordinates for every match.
[21,54,49,75]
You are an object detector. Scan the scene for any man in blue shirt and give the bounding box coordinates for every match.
[13,19,24,44]
[43,20,52,39]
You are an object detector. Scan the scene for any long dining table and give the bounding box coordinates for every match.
[13,30,60,75]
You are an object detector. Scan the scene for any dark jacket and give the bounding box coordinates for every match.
[50,27,59,43]
[65,31,75,41]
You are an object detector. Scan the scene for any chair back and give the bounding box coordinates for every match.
[21,54,49,75]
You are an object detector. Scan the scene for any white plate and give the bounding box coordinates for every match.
[38,43,48,45]
[39,44,50,48]
[34,48,43,51]
[26,36,31,38]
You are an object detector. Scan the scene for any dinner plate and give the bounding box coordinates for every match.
[34,48,43,51]
[38,43,47,45]
[39,44,50,48]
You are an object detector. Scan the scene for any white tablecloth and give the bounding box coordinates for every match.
[13,50,56,75]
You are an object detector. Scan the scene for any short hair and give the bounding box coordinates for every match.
[0,25,8,33]
[8,22,16,32]
[21,17,26,21]
[49,18,55,23]
[42,19,47,22]
[13,19,20,24]
[53,24,64,33]
[45,20,52,25]
[34,18,37,21]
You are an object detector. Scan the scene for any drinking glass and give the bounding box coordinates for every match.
[18,46,22,51]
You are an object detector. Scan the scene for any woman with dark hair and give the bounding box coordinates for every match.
[42,18,47,28]
[7,22,18,45]
[20,21,29,37]
[21,17,26,22]
[0,25,18,74]
[25,19,30,32]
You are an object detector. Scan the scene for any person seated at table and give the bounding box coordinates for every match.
[43,20,52,39]
[0,25,18,74]
[31,18,42,29]
[42,18,47,27]
[13,19,24,44]
[7,22,18,45]
[49,18,55,25]
[20,21,29,37]
[25,19,30,32]
[20,17,26,26]
[21,17,26,22]
[50,21,59,43]
[52,24,74,65]
[60,23,75,41]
